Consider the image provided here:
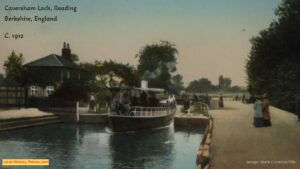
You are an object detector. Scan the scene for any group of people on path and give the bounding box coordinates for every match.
[253,93,271,127]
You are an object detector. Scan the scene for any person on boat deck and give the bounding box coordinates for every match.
[168,94,176,107]
[193,94,198,103]
[121,93,130,114]
[253,96,264,127]
[148,93,159,107]
[115,101,126,115]
[89,95,96,111]
[130,92,139,107]
[263,93,271,127]
[140,91,148,107]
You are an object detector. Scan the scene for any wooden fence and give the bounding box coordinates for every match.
[0,86,25,107]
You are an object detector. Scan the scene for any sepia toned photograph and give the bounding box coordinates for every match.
[0,0,299,169]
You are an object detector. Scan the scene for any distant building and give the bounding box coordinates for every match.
[23,43,86,98]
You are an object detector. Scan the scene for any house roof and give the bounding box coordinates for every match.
[23,54,81,70]
[0,78,20,86]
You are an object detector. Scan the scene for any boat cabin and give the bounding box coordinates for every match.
[108,86,174,115]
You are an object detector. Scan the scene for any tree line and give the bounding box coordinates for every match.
[2,42,243,99]
[246,0,300,112]
[185,75,243,93]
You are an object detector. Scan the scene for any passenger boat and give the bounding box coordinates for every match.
[107,81,176,132]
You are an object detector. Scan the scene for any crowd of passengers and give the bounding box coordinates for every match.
[108,91,176,115]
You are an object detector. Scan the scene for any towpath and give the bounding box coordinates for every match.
[210,101,300,169]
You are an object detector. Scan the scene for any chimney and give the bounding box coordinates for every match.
[62,42,71,61]
[141,80,148,89]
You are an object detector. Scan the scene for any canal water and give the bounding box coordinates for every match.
[0,124,203,169]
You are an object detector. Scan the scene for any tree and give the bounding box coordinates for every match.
[80,62,101,92]
[227,86,242,93]
[3,51,24,83]
[51,81,89,101]
[218,75,224,89]
[136,41,178,90]
[218,75,232,90]
[79,60,139,104]
[70,54,79,63]
[246,0,300,112]
[223,78,232,89]
[186,78,213,93]
[98,60,139,87]
[171,74,184,95]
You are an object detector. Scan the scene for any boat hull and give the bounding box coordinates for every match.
[108,112,175,132]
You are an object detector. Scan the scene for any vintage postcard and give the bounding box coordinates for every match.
[0,0,299,169]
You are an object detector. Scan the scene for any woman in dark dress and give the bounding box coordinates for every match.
[219,94,224,108]
[263,93,271,126]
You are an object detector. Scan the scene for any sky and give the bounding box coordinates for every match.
[0,0,282,86]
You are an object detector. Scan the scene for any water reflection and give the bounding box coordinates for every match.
[174,127,205,137]
[0,124,79,169]
[0,124,203,169]
[109,126,175,169]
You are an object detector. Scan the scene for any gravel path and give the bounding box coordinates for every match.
[210,101,300,169]
[0,108,53,120]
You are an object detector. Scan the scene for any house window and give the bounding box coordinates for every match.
[45,86,54,97]
[30,86,38,97]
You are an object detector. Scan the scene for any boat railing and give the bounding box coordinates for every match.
[128,106,176,117]
[191,101,210,117]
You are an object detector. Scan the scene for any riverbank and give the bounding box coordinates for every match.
[0,108,63,131]
[0,108,54,120]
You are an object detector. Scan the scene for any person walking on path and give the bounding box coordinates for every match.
[263,93,271,126]
[219,94,224,108]
[89,95,96,111]
[253,96,264,127]
[205,93,210,107]
[183,95,190,113]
